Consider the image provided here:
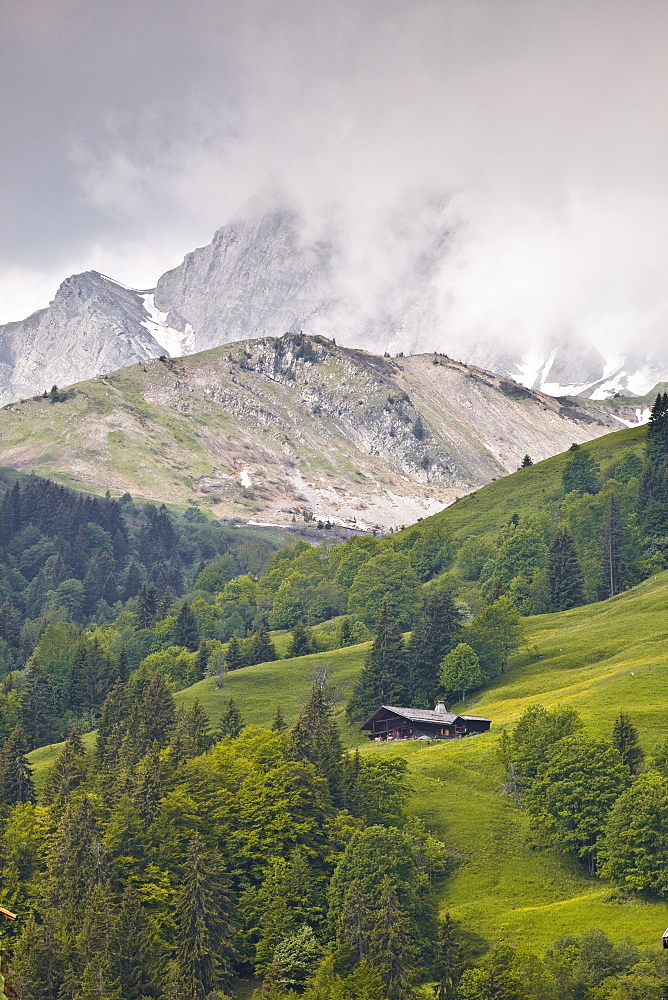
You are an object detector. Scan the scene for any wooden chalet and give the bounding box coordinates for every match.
[663,927,668,949]
[361,702,491,741]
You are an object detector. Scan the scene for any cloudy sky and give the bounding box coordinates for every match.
[1,0,666,363]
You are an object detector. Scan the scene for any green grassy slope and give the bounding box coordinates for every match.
[178,569,668,949]
[410,422,647,545]
[30,570,666,948]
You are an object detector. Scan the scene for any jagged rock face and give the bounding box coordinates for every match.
[1,204,666,405]
[0,333,631,530]
[0,272,165,405]
[154,208,335,349]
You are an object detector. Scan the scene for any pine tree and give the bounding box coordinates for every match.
[520,454,533,467]
[602,495,624,598]
[66,722,86,756]
[612,712,645,774]
[0,724,35,804]
[434,913,463,1000]
[638,392,668,535]
[95,680,128,770]
[337,878,372,963]
[337,616,353,647]
[368,876,416,1000]
[224,634,243,671]
[547,526,584,610]
[19,663,58,748]
[217,698,244,740]
[645,391,668,463]
[406,589,461,705]
[288,621,312,657]
[70,637,118,714]
[75,879,115,971]
[271,706,287,732]
[246,624,277,665]
[291,681,344,803]
[46,795,105,923]
[139,671,176,746]
[111,882,158,998]
[177,833,236,999]
[347,599,406,722]
[562,446,601,495]
[136,582,158,628]
[10,910,61,999]
[43,739,86,809]
[74,958,123,1000]
[194,640,210,681]
[175,602,199,652]
[134,744,162,829]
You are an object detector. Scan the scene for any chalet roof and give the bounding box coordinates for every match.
[361,705,492,729]
[380,705,460,724]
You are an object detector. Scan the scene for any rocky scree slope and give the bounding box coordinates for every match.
[0,334,629,529]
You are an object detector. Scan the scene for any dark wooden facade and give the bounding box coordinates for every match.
[361,704,491,741]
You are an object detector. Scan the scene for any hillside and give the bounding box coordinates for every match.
[29,571,668,950]
[170,571,668,948]
[406,422,648,545]
[0,333,633,530]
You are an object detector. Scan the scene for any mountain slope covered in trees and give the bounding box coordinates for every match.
[1,401,666,998]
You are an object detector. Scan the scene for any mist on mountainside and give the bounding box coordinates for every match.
[1,0,666,392]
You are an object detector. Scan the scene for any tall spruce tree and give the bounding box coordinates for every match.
[562,446,601,495]
[271,706,287,732]
[95,680,128,771]
[224,635,243,671]
[70,637,117,714]
[291,681,344,803]
[177,833,236,999]
[247,624,277,665]
[19,663,58,748]
[601,495,624,598]
[612,712,645,774]
[216,698,244,740]
[0,724,35,804]
[136,582,158,628]
[347,599,406,722]
[547,526,584,610]
[175,602,199,651]
[368,876,416,1000]
[638,392,668,536]
[337,879,373,964]
[406,588,461,706]
[434,913,463,1000]
[111,882,158,998]
[288,621,312,657]
[43,739,86,810]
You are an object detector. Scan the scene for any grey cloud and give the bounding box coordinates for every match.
[0,0,666,364]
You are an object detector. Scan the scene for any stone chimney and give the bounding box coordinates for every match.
[434,701,446,713]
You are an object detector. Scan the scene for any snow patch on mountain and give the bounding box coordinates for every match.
[140,293,193,358]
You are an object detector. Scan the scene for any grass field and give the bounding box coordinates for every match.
[411,422,647,545]
[181,569,668,950]
[28,569,668,951]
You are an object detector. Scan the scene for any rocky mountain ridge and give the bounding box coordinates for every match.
[0,333,637,530]
[1,204,665,406]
